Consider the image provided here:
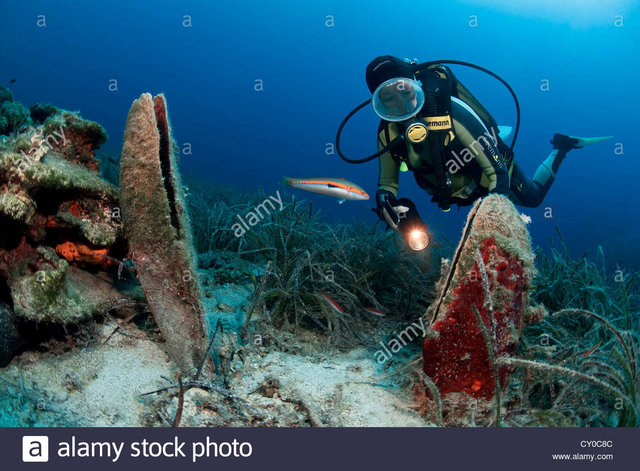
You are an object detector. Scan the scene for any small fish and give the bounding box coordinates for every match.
[363,307,385,317]
[320,292,344,315]
[283,177,369,203]
[9,78,16,83]
[583,340,602,358]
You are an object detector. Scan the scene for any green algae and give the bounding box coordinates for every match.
[0,101,32,135]
[0,190,36,223]
[43,111,107,150]
[0,151,116,198]
[11,247,70,323]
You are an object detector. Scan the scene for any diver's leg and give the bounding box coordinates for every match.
[509,163,546,207]
[509,134,577,207]
[530,135,573,193]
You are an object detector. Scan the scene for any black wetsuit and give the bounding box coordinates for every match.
[377,97,565,208]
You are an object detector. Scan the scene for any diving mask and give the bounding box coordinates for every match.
[371,78,425,122]
[372,78,429,145]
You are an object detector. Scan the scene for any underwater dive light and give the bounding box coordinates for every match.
[395,198,431,252]
[406,228,430,251]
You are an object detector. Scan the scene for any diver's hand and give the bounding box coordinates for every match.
[375,189,409,231]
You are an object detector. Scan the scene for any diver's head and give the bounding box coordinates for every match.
[372,78,424,122]
[366,56,425,123]
[365,55,415,93]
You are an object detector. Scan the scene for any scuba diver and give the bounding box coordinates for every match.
[335,55,610,249]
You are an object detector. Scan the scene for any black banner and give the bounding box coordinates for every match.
[3,427,638,470]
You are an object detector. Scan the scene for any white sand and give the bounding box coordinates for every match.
[1,282,432,427]
[1,323,174,426]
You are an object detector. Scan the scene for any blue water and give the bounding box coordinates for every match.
[2,0,638,269]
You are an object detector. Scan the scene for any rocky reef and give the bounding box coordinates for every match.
[0,85,132,365]
[422,195,537,401]
[1,86,208,375]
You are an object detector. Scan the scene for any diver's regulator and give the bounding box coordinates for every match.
[405,120,429,143]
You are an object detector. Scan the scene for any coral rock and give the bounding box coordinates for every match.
[0,101,31,135]
[422,195,536,400]
[29,103,58,125]
[4,242,125,323]
[0,86,32,135]
[0,90,129,335]
[0,85,12,105]
[120,93,207,376]
[42,111,107,170]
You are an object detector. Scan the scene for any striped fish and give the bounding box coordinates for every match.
[363,307,386,317]
[283,177,369,204]
[583,340,602,358]
[320,292,344,315]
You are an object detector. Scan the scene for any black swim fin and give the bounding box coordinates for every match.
[551,133,612,152]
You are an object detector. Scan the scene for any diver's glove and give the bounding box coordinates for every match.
[551,133,580,153]
[375,189,410,231]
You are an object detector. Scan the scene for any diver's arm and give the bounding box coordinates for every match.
[457,127,510,194]
[478,150,510,194]
[451,96,509,194]
[378,151,400,196]
[377,125,400,196]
